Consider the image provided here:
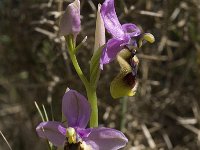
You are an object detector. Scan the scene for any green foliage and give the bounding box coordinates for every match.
[90,46,103,88]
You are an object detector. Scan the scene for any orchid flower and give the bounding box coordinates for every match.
[100,0,154,69]
[36,90,128,150]
[100,0,140,69]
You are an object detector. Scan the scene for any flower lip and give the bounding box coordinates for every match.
[122,53,138,88]
[110,49,139,98]
[64,141,86,150]
[123,73,136,87]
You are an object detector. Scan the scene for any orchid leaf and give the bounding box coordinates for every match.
[90,46,104,87]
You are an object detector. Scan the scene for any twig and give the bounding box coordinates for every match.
[31,19,55,25]
[138,10,163,18]
[35,27,56,39]
[120,0,128,14]
[170,8,181,21]
[141,124,156,149]
[47,76,60,121]
[166,112,200,134]
[0,105,21,117]
[137,54,168,61]
[88,0,96,12]
[158,36,167,52]
[180,124,199,134]
[103,106,111,121]
[192,100,200,123]
[162,132,173,150]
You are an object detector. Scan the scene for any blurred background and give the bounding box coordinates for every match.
[0,0,200,149]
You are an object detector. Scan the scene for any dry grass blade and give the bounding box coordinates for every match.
[0,130,12,150]
[138,10,163,17]
[35,27,56,39]
[137,54,168,61]
[34,101,45,122]
[162,132,173,150]
[141,124,156,149]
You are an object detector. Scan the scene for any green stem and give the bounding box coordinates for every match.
[86,86,98,127]
[68,52,89,87]
[66,35,98,127]
[120,96,128,131]
[66,35,89,88]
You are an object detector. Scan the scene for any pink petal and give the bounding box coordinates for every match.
[62,90,91,128]
[36,121,65,146]
[84,127,128,150]
[100,37,129,69]
[101,0,125,39]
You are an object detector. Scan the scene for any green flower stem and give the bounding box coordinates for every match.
[86,86,98,127]
[66,35,98,128]
[120,96,128,131]
[68,52,89,87]
[66,35,89,88]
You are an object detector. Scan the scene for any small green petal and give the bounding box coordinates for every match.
[143,33,155,43]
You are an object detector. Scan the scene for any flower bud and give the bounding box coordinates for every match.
[60,0,81,37]
[94,4,105,53]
